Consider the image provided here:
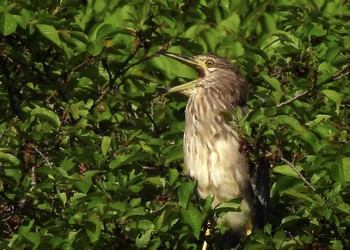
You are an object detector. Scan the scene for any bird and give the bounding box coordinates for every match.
[157,51,269,241]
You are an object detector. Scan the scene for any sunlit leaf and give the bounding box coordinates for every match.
[0,11,17,35]
[86,41,104,56]
[101,136,111,156]
[178,181,196,208]
[85,213,102,243]
[165,146,183,164]
[341,157,350,183]
[273,164,301,178]
[322,89,343,103]
[31,107,61,128]
[275,115,301,131]
[36,24,61,47]
[180,205,204,240]
[0,151,20,166]
[136,229,153,248]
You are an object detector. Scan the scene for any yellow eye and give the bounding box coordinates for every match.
[205,59,215,67]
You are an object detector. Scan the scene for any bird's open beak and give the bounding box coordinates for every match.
[158,51,204,94]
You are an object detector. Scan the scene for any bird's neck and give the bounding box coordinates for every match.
[185,89,238,138]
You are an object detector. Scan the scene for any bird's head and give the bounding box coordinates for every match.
[157,51,248,105]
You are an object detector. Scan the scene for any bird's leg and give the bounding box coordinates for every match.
[201,220,213,250]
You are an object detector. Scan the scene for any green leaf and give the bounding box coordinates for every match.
[215,198,242,214]
[18,219,35,237]
[73,179,92,194]
[276,115,301,130]
[262,12,276,32]
[178,181,196,208]
[341,157,350,183]
[284,189,314,204]
[36,24,61,47]
[123,207,146,220]
[308,22,327,37]
[273,164,301,178]
[55,167,68,178]
[322,90,343,103]
[136,229,153,248]
[0,151,20,166]
[60,158,75,172]
[24,232,40,246]
[70,103,80,119]
[0,11,17,35]
[272,229,286,248]
[322,89,343,113]
[306,114,331,127]
[262,75,281,90]
[86,41,104,56]
[130,197,141,208]
[326,46,342,63]
[168,168,179,186]
[180,204,204,240]
[101,136,111,156]
[85,213,102,243]
[109,152,149,169]
[66,230,79,247]
[57,191,67,205]
[165,146,183,164]
[300,129,321,153]
[96,24,121,40]
[31,107,61,128]
[281,215,302,224]
[4,168,22,182]
[147,176,165,187]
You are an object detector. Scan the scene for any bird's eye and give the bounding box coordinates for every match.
[205,59,215,67]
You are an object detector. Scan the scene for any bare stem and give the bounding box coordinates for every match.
[280,157,315,192]
[29,143,53,169]
[276,63,350,108]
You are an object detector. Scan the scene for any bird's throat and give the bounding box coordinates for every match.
[197,68,205,78]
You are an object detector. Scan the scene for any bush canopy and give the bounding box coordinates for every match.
[0,0,349,249]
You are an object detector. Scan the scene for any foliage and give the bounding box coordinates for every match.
[1,0,350,249]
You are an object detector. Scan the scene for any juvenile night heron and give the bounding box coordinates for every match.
[158,52,269,239]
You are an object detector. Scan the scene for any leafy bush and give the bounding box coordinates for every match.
[0,0,349,249]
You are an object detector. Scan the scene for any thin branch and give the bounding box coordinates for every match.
[93,52,157,108]
[92,48,141,108]
[123,54,154,74]
[275,89,311,108]
[93,86,112,108]
[29,143,53,169]
[70,56,93,73]
[280,157,316,192]
[276,63,350,108]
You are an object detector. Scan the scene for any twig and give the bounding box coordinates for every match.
[276,63,350,108]
[275,88,311,108]
[29,143,53,169]
[93,52,157,108]
[92,47,142,108]
[123,54,154,73]
[280,157,315,192]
